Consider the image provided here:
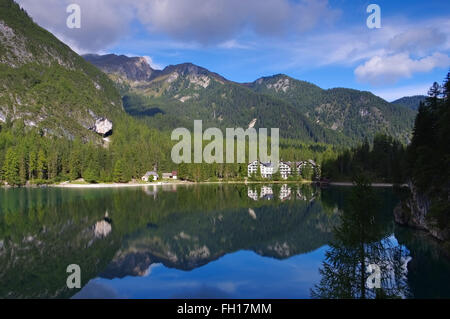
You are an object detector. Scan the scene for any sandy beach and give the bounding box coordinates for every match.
[48,181,403,188]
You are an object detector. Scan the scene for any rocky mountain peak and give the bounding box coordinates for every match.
[83,54,157,82]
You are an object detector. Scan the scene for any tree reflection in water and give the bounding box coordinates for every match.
[311,176,411,299]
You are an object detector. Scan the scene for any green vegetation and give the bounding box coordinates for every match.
[392,95,427,111]
[322,134,407,183]
[312,177,410,299]
[86,56,416,146]
[0,184,336,297]
[406,73,450,229]
[0,0,123,138]
[0,117,175,185]
[249,75,416,144]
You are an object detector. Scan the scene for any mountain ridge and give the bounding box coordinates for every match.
[392,95,427,111]
[84,53,416,145]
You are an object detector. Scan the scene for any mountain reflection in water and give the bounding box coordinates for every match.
[1,184,450,299]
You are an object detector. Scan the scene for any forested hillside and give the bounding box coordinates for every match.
[85,54,416,145]
[247,74,417,144]
[0,0,124,141]
[392,95,427,111]
[0,0,174,185]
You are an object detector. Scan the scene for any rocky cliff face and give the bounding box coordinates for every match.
[84,54,158,82]
[394,182,450,242]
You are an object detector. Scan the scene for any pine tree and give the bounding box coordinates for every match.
[83,161,99,183]
[28,151,37,180]
[301,164,314,181]
[113,159,126,183]
[3,148,21,186]
[37,149,47,180]
[18,150,27,185]
[69,150,82,180]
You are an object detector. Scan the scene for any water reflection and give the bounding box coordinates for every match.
[0,184,449,299]
[94,212,112,239]
[311,180,411,299]
[247,184,318,202]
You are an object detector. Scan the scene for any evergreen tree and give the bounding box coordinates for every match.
[301,163,314,181]
[69,150,82,180]
[28,151,37,180]
[83,161,99,183]
[3,148,21,186]
[113,159,127,183]
[272,170,281,181]
[37,149,47,180]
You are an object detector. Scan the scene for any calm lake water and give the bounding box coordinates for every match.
[1,184,449,299]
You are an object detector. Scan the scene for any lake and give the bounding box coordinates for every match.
[1,184,449,299]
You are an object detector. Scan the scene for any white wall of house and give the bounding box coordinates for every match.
[260,163,273,178]
[279,162,291,179]
[248,160,259,177]
[247,160,318,179]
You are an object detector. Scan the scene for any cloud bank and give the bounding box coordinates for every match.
[14,0,450,86]
[16,0,338,52]
[355,52,450,85]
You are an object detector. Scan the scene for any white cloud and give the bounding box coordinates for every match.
[218,40,252,50]
[388,27,447,55]
[123,53,164,70]
[134,0,339,44]
[355,52,450,85]
[16,0,134,53]
[12,0,450,87]
[15,0,338,52]
[143,56,163,70]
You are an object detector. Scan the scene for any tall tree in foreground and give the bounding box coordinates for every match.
[396,71,450,241]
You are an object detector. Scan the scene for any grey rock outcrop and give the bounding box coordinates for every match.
[83,54,157,82]
[93,118,113,137]
[394,182,450,241]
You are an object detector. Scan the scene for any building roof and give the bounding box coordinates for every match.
[308,159,317,166]
[296,160,318,168]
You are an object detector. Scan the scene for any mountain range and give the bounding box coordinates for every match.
[84,54,417,145]
[392,95,427,111]
[0,0,417,148]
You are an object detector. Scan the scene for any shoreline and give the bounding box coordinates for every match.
[329,182,406,188]
[0,180,403,189]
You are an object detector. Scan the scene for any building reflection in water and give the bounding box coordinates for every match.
[260,186,274,200]
[247,184,317,201]
[279,184,291,201]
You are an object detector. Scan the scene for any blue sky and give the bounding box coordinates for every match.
[16,0,450,101]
